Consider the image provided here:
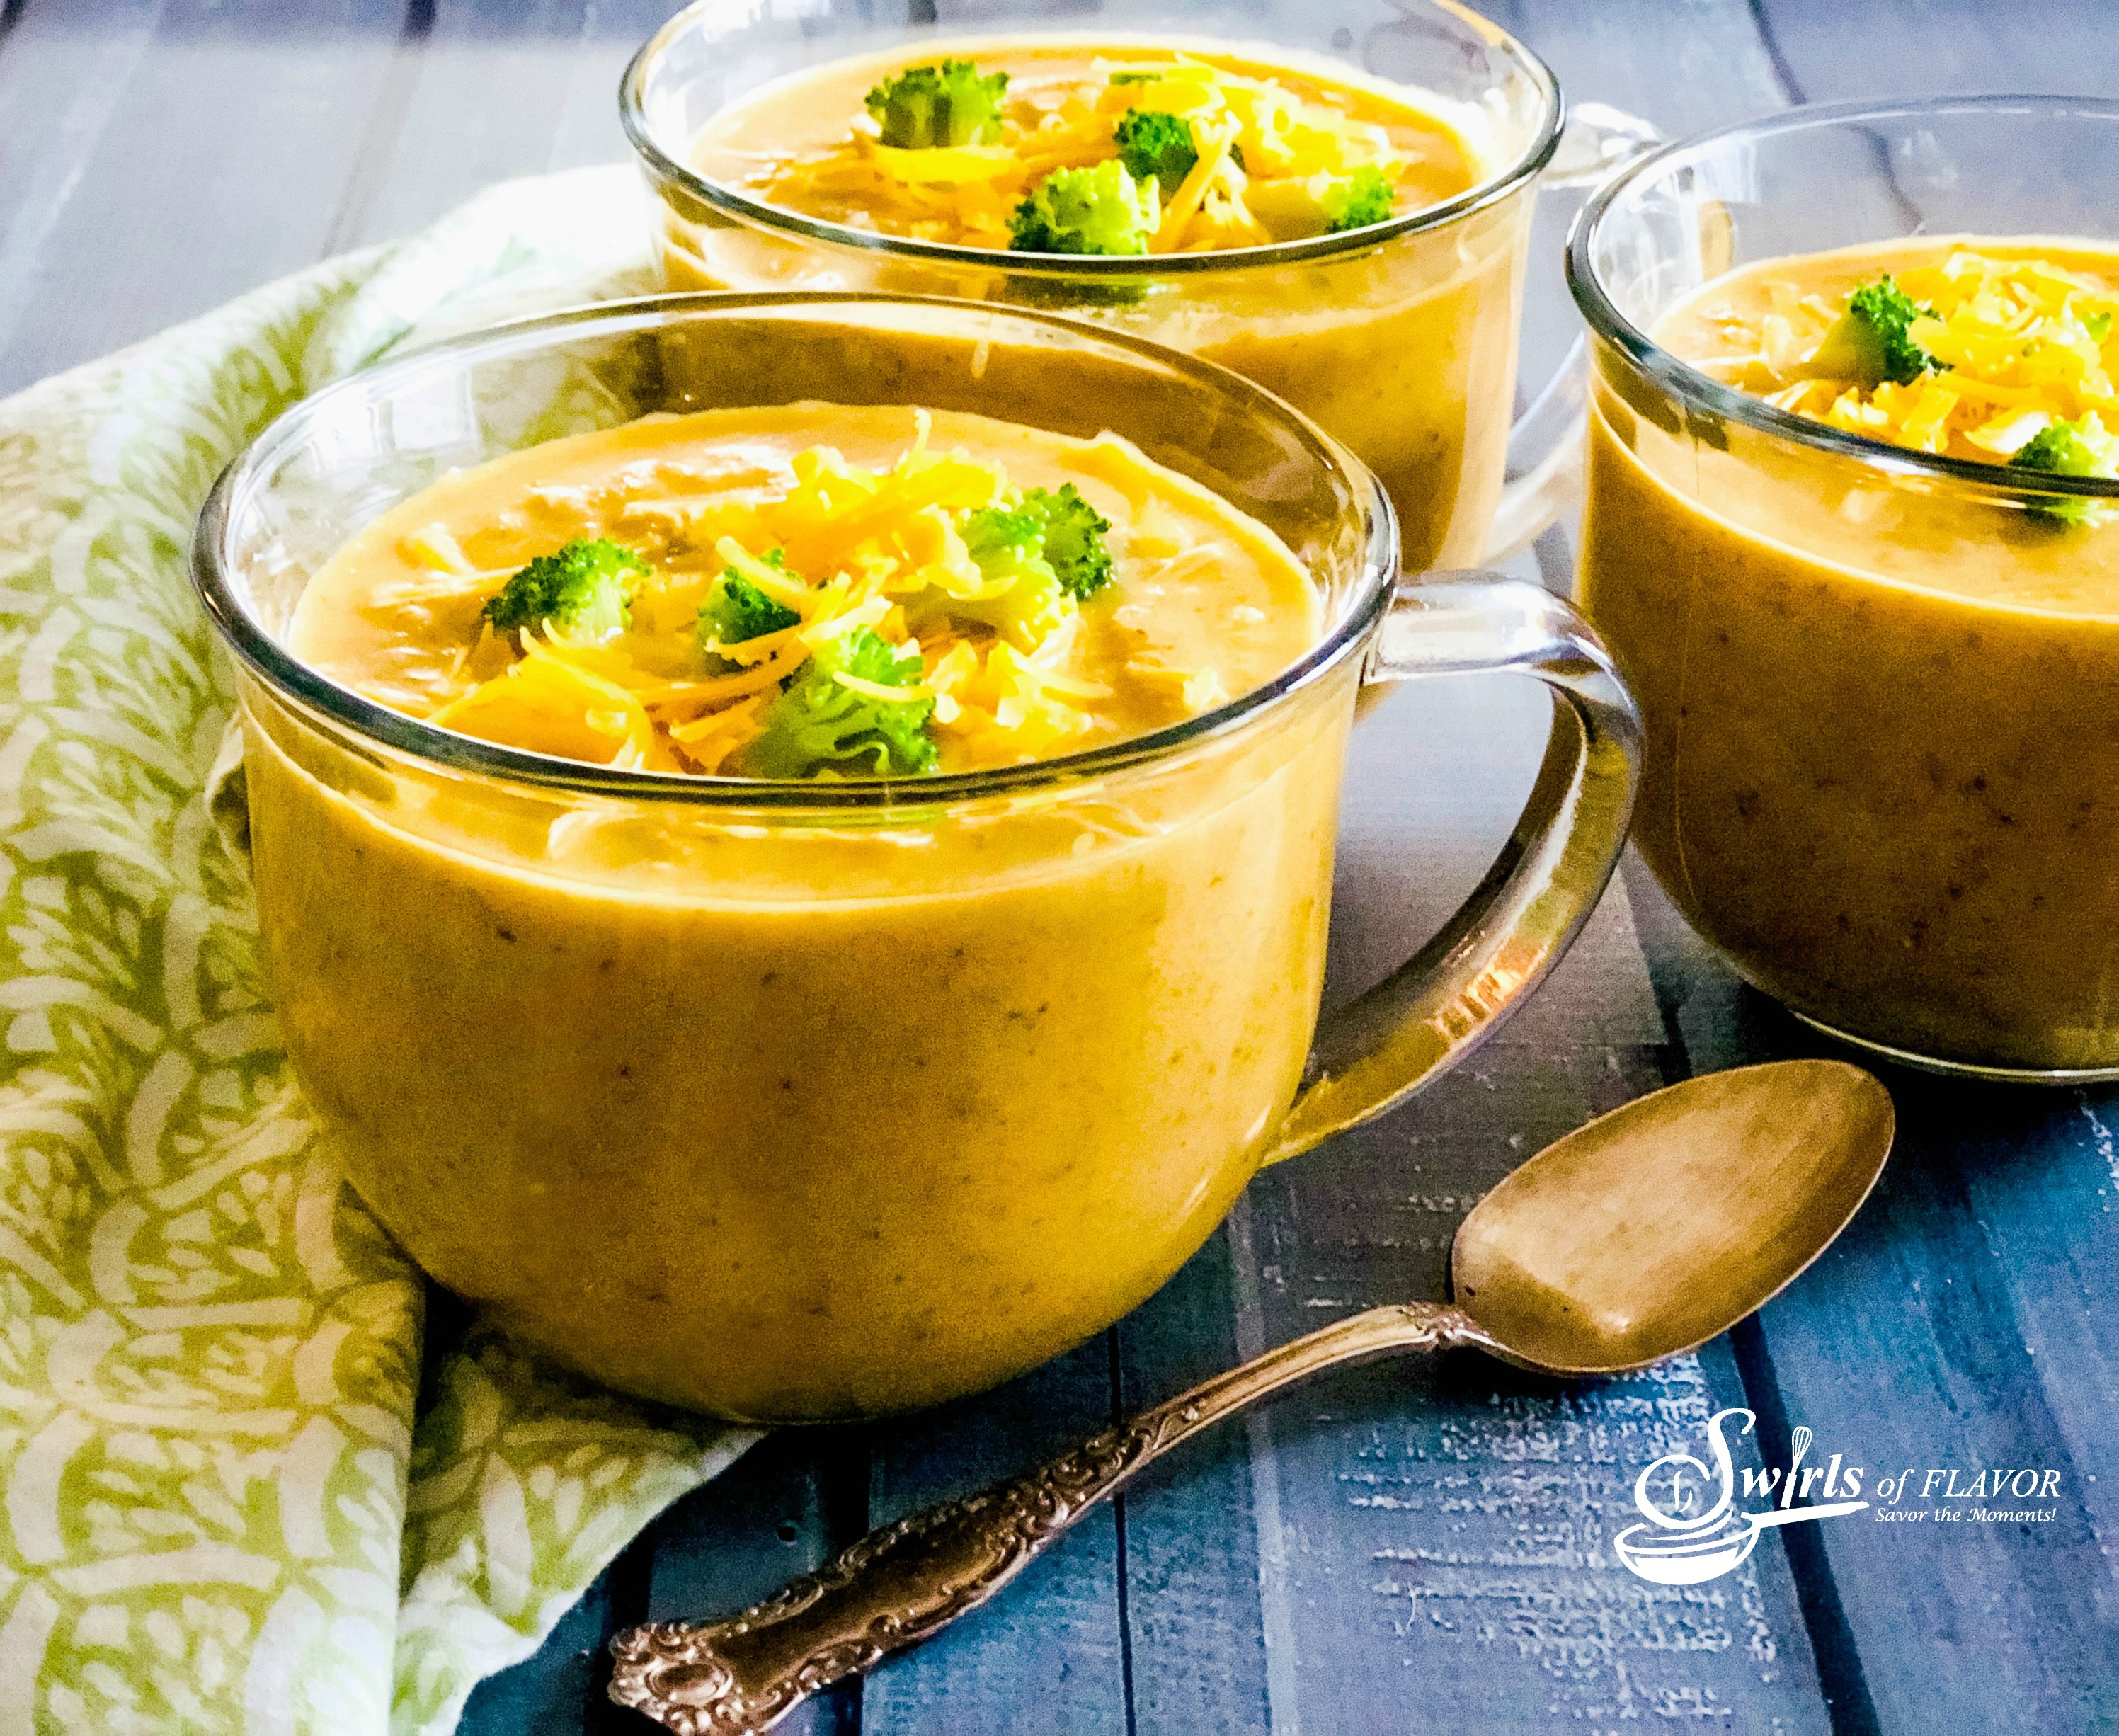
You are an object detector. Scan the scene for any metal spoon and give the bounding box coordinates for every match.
[609,1058,1893,1735]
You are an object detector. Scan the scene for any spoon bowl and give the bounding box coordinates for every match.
[610,1058,1895,1735]
[1453,1058,1895,1373]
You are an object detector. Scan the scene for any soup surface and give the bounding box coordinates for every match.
[692,40,1481,253]
[1581,238,2119,1068]
[290,403,1321,777]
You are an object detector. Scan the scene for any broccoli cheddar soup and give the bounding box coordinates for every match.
[256,402,1350,1419]
[649,36,1547,574]
[1581,239,2119,1070]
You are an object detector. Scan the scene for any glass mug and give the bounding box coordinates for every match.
[1570,96,2119,1080]
[194,295,1640,1420]
[621,0,1659,576]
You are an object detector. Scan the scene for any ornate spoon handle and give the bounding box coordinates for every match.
[608,1301,1494,1735]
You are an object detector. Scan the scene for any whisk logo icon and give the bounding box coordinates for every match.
[1616,1407,1869,1585]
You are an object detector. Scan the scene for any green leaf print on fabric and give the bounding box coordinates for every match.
[0,167,754,1736]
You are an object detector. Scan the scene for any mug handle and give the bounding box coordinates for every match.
[1264,572,1642,1165]
[1485,102,1665,564]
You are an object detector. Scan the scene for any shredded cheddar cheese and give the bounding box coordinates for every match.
[1722,249,2119,473]
[378,424,1260,777]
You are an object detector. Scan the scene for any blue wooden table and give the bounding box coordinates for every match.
[4,3,2116,1730]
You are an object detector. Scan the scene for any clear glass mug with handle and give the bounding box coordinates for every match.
[1571,96,2119,1080]
[622,0,1660,578]
[194,295,1640,1420]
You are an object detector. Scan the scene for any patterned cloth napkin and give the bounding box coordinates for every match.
[0,166,756,1736]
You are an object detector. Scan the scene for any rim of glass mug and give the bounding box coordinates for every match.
[617,1,1565,281]
[191,290,1399,813]
[1565,92,2119,508]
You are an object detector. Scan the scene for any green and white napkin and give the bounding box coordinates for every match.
[0,166,755,1736]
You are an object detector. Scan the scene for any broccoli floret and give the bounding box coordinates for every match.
[961,506,1047,578]
[2014,420,2101,476]
[1107,69,1162,86]
[698,549,801,666]
[1021,484,1114,598]
[697,569,801,655]
[1009,162,1159,256]
[2086,312,2113,343]
[1319,165,1396,234]
[484,538,644,642]
[1114,108,1199,198]
[744,628,938,778]
[910,506,1073,649]
[2010,417,2115,526]
[1805,275,1938,388]
[864,59,1008,150]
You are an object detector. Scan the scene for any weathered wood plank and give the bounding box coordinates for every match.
[549,0,699,173]
[334,0,592,251]
[633,1434,865,1736]
[1113,1230,1274,1735]
[1485,0,1791,401]
[1626,863,2119,1736]
[461,1434,874,1736]
[859,1337,1130,1733]
[457,1567,622,1736]
[1488,0,1787,125]
[545,1,920,178]
[0,0,411,395]
[0,0,167,388]
[340,0,858,244]
[1751,0,2119,103]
